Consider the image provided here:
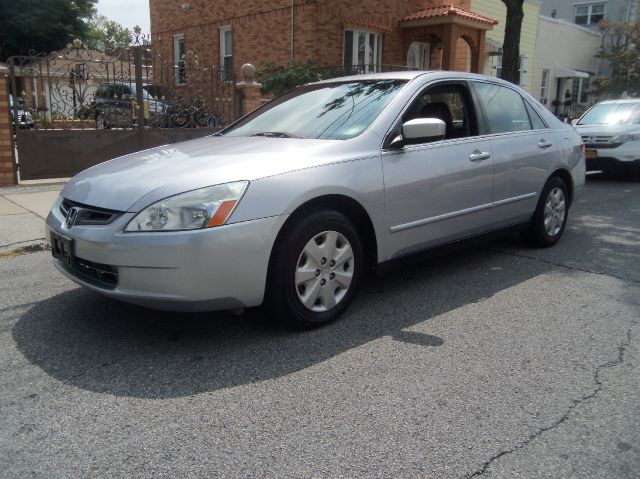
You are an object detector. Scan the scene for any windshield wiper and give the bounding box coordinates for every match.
[251,131,293,138]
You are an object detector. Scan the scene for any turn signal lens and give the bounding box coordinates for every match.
[207,199,238,227]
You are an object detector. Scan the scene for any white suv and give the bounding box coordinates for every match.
[574,99,640,177]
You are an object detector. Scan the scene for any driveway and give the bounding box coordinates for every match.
[0,174,638,478]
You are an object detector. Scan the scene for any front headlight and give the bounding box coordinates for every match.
[611,133,640,143]
[124,181,249,232]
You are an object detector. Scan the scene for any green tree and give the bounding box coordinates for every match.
[84,14,131,53]
[499,0,525,85]
[594,19,640,97]
[0,0,97,60]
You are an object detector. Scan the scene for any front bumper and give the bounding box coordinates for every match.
[585,141,640,171]
[46,196,284,311]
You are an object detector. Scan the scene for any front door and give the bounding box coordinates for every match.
[407,42,430,70]
[382,81,494,259]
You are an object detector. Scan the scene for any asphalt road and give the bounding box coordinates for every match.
[1,174,638,478]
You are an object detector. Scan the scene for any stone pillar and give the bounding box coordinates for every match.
[440,23,459,72]
[471,31,486,74]
[235,63,263,116]
[0,65,17,186]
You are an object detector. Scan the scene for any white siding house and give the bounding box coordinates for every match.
[531,15,601,117]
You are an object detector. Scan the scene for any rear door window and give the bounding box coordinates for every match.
[474,82,532,134]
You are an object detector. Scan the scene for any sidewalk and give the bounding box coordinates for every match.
[0,179,68,255]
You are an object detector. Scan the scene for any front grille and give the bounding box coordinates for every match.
[584,142,622,149]
[71,257,119,288]
[581,135,622,149]
[60,199,122,225]
[581,135,614,144]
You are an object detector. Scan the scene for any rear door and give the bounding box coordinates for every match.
[382,80,494,259]
[472,81,556,226]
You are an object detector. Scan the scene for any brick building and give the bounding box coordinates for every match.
[149,0,498,82]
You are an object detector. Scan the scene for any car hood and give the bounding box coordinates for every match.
[61,134,369,212]
[575,123,640,136]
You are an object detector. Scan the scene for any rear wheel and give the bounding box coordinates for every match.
[522,176,568,247]
[267,209,363,328]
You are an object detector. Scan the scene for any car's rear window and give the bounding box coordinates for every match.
[223,80,407,140]
[578,102,640,125]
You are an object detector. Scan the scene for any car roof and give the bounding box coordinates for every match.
[313,70,520,87]
[594,99,640,105]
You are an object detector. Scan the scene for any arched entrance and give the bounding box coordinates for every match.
[454,36,473,72]
[400,5,497,74]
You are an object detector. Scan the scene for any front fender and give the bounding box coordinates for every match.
[229,156,387,259]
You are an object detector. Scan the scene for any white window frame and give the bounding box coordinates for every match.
[571,77,591,104]
[173,34,185,85]
[343,29,382,73]
[407,41,430,70]
[540,68,550,105]
[518,54,529,90]
[219,25,232,73]
[574,3,605,25]
[491,53,502,78]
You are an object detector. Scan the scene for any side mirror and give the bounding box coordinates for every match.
[570,119,579,126]
[403,118,446,142]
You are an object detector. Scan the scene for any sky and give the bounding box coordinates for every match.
[95,0,151,34]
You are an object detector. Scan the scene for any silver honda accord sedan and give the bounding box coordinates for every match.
[46,71,585,327]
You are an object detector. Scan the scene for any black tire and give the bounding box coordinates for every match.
[168,109,191,128]
[522,176,569,247]
[266,209,364,328]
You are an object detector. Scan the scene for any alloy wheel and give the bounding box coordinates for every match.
[543,187,566,237]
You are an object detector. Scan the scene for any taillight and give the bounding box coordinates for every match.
[579,143,585,152]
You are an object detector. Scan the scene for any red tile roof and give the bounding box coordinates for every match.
[403,4,498,25]
[344,18,393,33]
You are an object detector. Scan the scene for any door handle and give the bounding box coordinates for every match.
[538,140,553,149]
[469,151,491,162]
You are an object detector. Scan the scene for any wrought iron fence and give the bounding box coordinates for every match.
[559,103,589,121]
[7,40,237,132]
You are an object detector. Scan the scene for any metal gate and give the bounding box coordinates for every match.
[7,39,240,180]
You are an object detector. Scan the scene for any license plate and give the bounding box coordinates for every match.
[51,231,74,266]
[585,150,597,159]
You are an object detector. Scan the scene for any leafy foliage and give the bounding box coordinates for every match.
[257,60,323,96]
[0,0,96,60]
[317,80,405,117]
[84,14,131,53]
[594,20,640,97]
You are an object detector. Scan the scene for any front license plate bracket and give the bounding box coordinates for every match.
[51,232,74,266]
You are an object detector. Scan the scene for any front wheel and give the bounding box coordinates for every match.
[267,210,363,328]
[522,176,569,247]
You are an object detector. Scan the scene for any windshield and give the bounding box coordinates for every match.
[578,102,640,125]
[224,79,407,140]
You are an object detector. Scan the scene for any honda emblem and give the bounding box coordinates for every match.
[65,207,79,228]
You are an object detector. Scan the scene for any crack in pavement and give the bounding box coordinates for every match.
[464,322,637,478]
[490,248,640,285]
